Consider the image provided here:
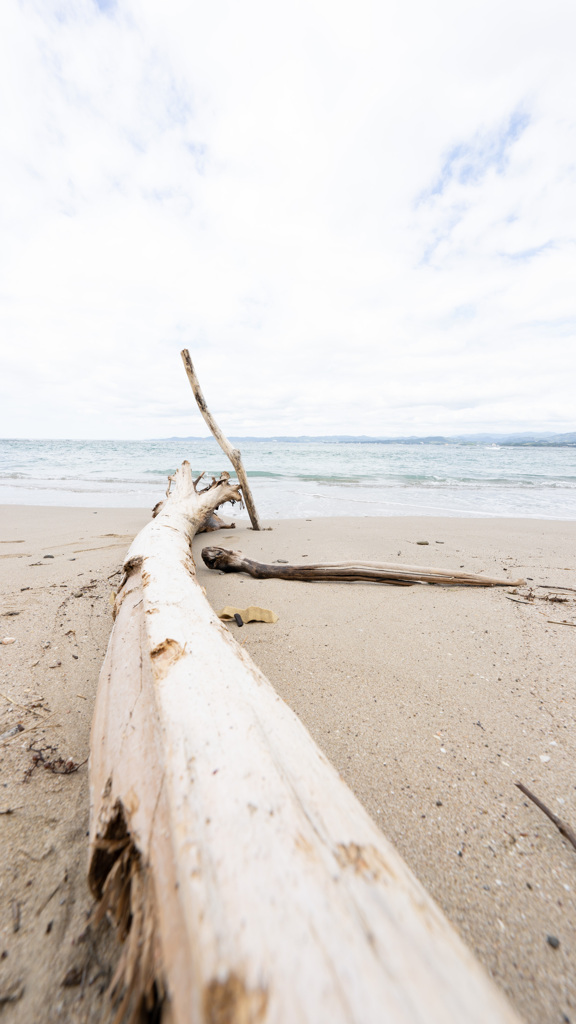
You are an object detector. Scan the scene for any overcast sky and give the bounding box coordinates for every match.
[1,0,575,439]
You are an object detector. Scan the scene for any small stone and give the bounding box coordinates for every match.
[43,555,55,559]
[0,725,24,741]
[417,541,429,545]
[1,638,16,645]
[435,800,443,806]
[540,755,551,763]
[547,935,560,949]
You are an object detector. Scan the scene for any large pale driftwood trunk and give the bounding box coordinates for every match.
[89,463,522,1024]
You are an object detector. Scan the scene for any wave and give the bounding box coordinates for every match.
[2,470,576,488]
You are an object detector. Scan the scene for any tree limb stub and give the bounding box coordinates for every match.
[202,546,524,587]
[89,459,522,1023]
[180,348,261,531]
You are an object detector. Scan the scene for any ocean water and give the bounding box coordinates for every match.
[0,438,575,520]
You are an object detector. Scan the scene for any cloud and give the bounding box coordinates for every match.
[422,110,530,201]
[0,0,575,438]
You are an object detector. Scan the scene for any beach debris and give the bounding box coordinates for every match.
[217,606,279,624]
[88,456,523,1024]
[515,781,576,853]
[0,724,24,741]
[504,585,576,626]
[180,348,260,531]
[201,511,237,533]
[416,541,429,545]
[202,547,524,588]
[546,935,560,949]
[36,873,68,916]
[11,900,21,933]
[1,637,16,645]
[43,554,55,559]
[234,613,244,627]
[24,742,86,781]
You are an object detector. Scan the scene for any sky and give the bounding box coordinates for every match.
[1,0,575,439]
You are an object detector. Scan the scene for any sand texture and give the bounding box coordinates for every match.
[1,506,575,1023]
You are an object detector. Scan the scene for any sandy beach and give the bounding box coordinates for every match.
[1,505,575,1024]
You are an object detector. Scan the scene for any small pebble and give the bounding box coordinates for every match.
[417,541,429,545]
[1,638,16,645]
[540,755,550,763]
[43,554,55,559]
[547,935,560,949]
[0,724,24,740]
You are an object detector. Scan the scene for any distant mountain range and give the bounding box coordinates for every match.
[163,431,576,447]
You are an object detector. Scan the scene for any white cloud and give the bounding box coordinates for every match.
[0,0,575,438]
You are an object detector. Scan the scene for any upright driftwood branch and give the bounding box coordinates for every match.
[89,461,522,1024]
[180,348,261,530]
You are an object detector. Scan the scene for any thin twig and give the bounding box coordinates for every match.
[36,877,65,916]
[516,781,576,852]
[0,711,58,744]
[539,585,576,593]
[547,619,576,627]
[0,692,49,718]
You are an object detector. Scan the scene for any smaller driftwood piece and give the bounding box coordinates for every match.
[202,546,524,587]
[181,347,260,530]
[89,460,523,1024]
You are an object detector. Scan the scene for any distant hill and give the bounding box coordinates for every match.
[162,432,576,447]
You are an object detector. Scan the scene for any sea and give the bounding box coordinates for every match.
[0,438,575,520]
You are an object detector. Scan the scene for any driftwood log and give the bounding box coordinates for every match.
[89,461,522,1024]
[181,348,261,531]
[202,546,524,587]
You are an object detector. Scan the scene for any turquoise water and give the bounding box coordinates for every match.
[0,438,575,519]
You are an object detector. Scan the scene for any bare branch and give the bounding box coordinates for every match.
[180,349,261,530]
